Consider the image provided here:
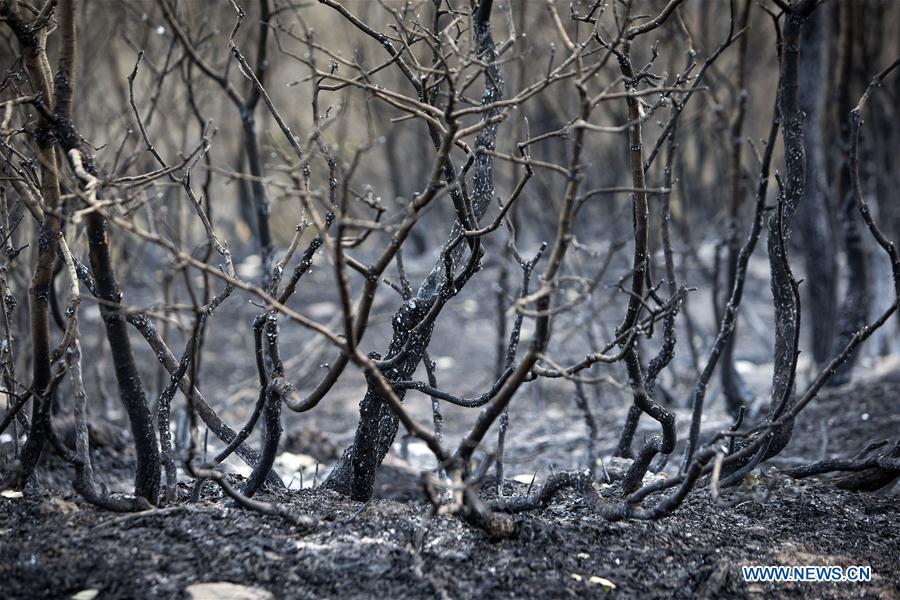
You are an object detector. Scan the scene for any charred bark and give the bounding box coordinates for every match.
[324,0,501,500]
[829,0,868,386]
[82,215,160,501]
[614,40,676,492]
[795,5,837,367]
[720,0,754,416]
[54,0,160,501]
[6,0,70,488]
[761,0,818,462]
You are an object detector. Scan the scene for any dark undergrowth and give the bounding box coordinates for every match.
[2,373,898,599]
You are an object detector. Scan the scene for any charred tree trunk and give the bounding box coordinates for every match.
[763,0,818,460]
[796,5,837,367]
[83,214,160,501]
[241,0,273,283]
[235,150,257,244]
[56,0,160,501]
[829,0,868,386]
[6,0,160,501]
[12,21,62,486]
[720,0,754,416]
[241,110,274,281]
[324,302,437,500]
[324,0,501,501]
[614,39,676,493]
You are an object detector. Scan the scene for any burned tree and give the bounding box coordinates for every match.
[0,0,898,571]
[322,0,504,501]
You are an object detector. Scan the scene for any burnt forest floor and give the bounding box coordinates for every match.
[2,369,899,599]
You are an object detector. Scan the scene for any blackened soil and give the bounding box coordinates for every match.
[2,375,899,599]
